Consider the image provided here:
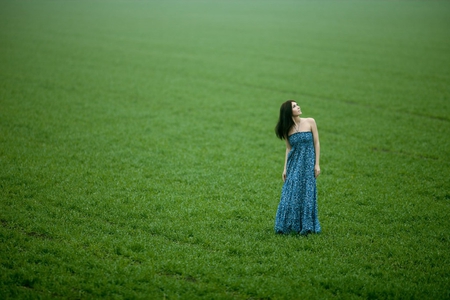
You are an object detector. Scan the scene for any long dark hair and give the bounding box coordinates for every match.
[275,100,295,140]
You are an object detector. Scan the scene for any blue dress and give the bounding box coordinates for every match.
[275,131,321,235]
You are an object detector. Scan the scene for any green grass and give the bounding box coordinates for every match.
[1,0,449,299]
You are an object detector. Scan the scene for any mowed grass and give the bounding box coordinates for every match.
[1,0,449,298]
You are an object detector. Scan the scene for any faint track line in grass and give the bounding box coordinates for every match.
[237,82,450,122]
[235,82,375,108]
[371,147,440,161]
[397,111,450,122]
[0,218,55,240]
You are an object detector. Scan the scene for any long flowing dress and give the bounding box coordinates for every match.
[275,131,321,235]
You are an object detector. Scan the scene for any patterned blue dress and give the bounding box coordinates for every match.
[275,131,321,235]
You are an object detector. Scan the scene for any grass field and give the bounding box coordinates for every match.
[1,0,449,299]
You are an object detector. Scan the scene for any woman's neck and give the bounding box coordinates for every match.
[293,116,301,124]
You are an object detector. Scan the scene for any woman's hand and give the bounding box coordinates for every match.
[314,165,321,178]
[282,170,287,182]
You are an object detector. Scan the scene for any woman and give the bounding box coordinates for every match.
[274,100,321,235]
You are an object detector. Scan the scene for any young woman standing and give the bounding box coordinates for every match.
[274,100,321,235]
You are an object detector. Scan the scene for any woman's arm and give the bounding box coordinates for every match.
[282,138,291,182]
[310,118,321,178]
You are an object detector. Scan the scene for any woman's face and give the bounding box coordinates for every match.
[291,102,302,117]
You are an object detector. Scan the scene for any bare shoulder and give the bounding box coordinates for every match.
[305,117,317,127]
[305,118,318,134]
